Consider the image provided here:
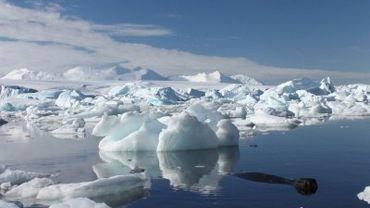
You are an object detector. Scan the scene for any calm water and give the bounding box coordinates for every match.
[0,118,369,208]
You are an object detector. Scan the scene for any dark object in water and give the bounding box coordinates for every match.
[233,172,318,195]
[0,118,8,126]
[130,167,145,173]
[249,144,258,148]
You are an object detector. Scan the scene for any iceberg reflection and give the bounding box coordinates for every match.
[93,147,239,194]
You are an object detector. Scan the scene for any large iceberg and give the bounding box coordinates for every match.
[93,102,239,152]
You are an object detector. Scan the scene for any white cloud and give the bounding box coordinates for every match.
[0,0,369,83]
[93,24,172,37]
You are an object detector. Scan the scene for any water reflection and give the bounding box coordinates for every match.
[94,147,239,195]
[234,172,318,195]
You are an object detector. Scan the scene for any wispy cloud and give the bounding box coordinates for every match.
[0,0,369,83]
[93,24,172,37]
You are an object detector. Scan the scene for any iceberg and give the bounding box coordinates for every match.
[157,112,219,151]
[0,85,37,100]
[93,102,239,151]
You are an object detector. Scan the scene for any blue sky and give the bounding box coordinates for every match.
[48,0,370,73]
[1,0,370,82]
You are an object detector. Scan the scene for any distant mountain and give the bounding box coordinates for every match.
[180,71,263,85]
[1,68,59,81]
[63,66,168,81]
[230,74,264,85]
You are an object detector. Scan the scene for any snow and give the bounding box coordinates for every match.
[49,198,110,208]
[358,186,370,204]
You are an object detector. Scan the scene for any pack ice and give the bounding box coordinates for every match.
[0,73,369,147]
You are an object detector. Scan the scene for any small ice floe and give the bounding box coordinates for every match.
[49,198,110,208]
[4,177,54,199]
[50,118,86,139]
[0,165,50,188]
[358,186,370,204]
[248,112,300,131]
[36,175,148,206]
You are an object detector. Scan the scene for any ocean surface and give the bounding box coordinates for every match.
[0,118,369,208]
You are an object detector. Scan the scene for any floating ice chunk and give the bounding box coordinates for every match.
[49,198,110,208]
[147,87,188,105]
[0,85,37,100]
[0,200,20,208]
[22,89,63,100]
[157,112,219,151]
[4,177,54,199]
[249,112,300,131]
[358,186,370,204]
[205,89,223,99]
[74,101,139,118]
[0,168,49,186]
[216,119,239,147]
[55,90,87,108]
[99,118,165,152]
[94,112,145,143]
[186,88,205,98]
[50,118,86,139]
[36,175,147,205]
[319,77,335,94]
